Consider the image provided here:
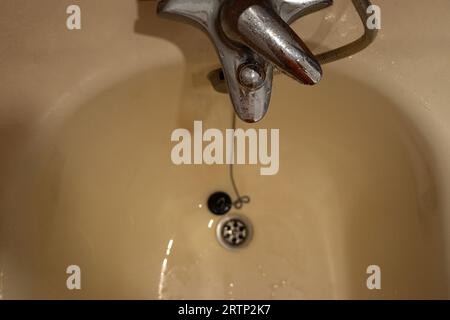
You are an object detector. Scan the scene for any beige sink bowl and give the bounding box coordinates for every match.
[1,0,449,299]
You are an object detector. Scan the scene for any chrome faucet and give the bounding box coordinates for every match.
[157,0,377,123]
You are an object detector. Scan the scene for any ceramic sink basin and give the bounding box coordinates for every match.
[0,0,449,299]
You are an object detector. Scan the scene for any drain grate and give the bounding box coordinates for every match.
[222,219,247,245]
[216,214,252,249]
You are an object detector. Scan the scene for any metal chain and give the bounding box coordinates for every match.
[229,112,251,209]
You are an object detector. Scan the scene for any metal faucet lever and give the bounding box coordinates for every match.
[157,0,332,123]
[220,0,326,85]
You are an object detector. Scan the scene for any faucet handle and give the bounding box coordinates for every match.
[157,0,332,122]
[221,0,327,85]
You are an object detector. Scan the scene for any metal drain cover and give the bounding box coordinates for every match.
[216,214,253,250]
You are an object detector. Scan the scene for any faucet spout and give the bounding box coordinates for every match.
[220,0,322,85]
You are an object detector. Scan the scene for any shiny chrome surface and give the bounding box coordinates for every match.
[209,0,378,92]
[220,0,324,85]
[157,0,378,122]
[157,0,332,123]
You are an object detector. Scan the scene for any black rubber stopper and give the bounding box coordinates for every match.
[207,192,232,215]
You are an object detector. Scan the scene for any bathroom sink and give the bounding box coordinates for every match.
[0,0,449,299]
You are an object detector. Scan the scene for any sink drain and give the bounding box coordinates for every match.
[216,214,253,250]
